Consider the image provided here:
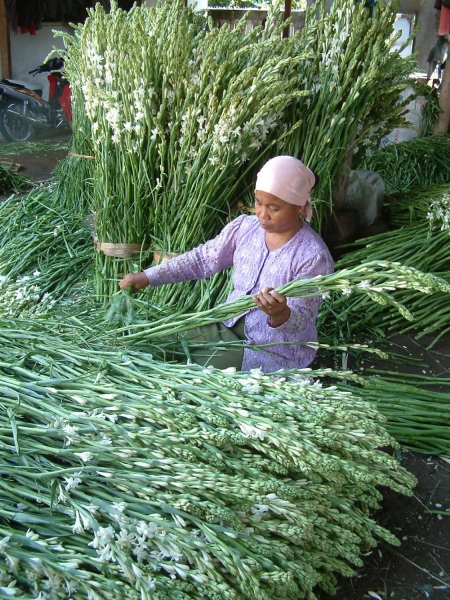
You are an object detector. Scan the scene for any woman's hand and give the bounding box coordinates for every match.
[119,272,150,291]
[253,286,290,327]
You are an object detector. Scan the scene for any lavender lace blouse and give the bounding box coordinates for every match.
[144,215,334,372]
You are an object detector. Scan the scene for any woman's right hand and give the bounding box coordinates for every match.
[119,272,150,291]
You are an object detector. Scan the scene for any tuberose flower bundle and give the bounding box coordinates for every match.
[0,321,416,599]
[59,0,308,301]
[56,0,417,303]
[0,188,92,318]
[0,1,444,595]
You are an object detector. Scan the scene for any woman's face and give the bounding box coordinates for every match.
[255,190,305,234]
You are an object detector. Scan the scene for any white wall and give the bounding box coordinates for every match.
[188,0,208,9]
[393,14,415,58]
[9,23,73,100]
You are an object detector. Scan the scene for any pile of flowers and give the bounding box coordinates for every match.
[0,321,416,599]
[56,0,417,302]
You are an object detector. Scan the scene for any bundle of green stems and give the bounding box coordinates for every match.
[417,84,441,135]
[110,260,450,344]
[0,187,93,317]
[0,163,32,195]
[0,321,416,599]
[357,134,450,194]
[319,190,450,345]
[55,0,418,301]
[384,183,450,228]
[344,371,450,456]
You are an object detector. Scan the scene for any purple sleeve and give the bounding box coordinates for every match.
[268,251,334,335]
[144,216,246,287]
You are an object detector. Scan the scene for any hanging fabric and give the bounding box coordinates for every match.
[5,0,18,35]
[435,0,450,35]
[16,0,43,35]
[439,8,450,34]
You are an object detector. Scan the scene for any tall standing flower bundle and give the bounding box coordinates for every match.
[277,0,418,223]
[59,0,309,302]
[0,323,416,599]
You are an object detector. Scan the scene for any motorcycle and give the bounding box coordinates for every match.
[0,57,71,143]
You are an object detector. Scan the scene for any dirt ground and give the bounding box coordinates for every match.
[1,132,450,600]
[319,450,450,600]
[0,128,71,183]
[315,331,450,600]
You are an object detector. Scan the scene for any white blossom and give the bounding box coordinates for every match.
[74,452,93,463]
[241,381,262,394]
[133,541,149,562]
[0,536,10,552]
[115,528,135,550]
[71,511,85,534]
[239,422,266,440]
[63,472,83,492]
[0,582,18,596]
[136,521,157,538]
[357,280,371,289]
[88,526,115,551]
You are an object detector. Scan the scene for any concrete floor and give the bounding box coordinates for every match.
[0,128,72,183]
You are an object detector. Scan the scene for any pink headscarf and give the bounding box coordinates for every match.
[255,156,316,222]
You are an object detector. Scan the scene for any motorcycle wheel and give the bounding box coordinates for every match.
[0,101,37,142]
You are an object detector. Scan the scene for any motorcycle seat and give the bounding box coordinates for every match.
[3,79,43,94]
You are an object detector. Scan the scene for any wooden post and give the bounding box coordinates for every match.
[283,0,291,38]
[433,64,450,134]
[0,0,12,79]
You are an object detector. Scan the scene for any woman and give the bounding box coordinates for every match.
[119,156,334,372]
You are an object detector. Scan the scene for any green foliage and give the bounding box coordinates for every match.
[0,163,32,195]
[416,83,441,136]
[357,134,450,194]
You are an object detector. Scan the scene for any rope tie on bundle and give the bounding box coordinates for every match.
[93,237,151,258]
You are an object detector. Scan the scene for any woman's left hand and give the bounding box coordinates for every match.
[253,286,290,327]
